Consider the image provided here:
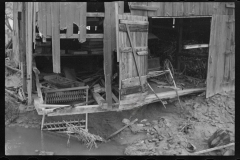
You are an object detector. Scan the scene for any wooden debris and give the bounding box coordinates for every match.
[5,65,21,73]
[107,118,138,140]
[191,143,234,155]
[64,120,105,150]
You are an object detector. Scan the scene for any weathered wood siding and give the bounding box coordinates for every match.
[206,15,235,97]
[130,2,235,17]
[12,2,20,67]
[118,14,148,110]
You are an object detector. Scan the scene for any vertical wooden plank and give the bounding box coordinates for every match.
[74,2,80,28]
[192,2,200,16]
[46,2,52,36]
[104,2,113,109]
[60,2,67,30]
[215,15,228,94]
[33,3,36,49]
[147,2,158,17]
[183,2,191,16]
[20,2,27,93]
[155,2,165,16]
[130,2,148,16]
[206,15,230,97]
[116,2,120,62]
[26,2,33,104]
[51,2,61,73]
[164,2,172,16]
[79,2,86,43]
[38,2,42,33]
[42,2,47,39]
[66,2,74,38]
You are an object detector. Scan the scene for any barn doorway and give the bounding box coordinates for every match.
[147,16,212,92]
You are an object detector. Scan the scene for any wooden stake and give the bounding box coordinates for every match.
[191,143,234,155]
[107,118,138,140]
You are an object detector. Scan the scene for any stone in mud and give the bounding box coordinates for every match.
[25,125,29,128]
[141,119,147,123]
[122,118,130,125]
[152,120,158,125]
[136,124,144,127]
[145,122,151,126]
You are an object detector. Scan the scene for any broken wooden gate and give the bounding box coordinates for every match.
[206,14,235,98]
[117,14,149,109]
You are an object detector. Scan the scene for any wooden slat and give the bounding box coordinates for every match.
[66,2,74,38]
[60,2,67,29]
[120,20,148,25]
[20,2,27,93]
[120,46,148,53]
[103,2,113,109]
[130,2,148,16]
[111,2,117,56]
[51,2,61,73]
[119,24,148,32]
[86,12,104,17]
[38,2,42,33]
[92,91,108,108]
[26,2,33,104]
[115,2,120,62]
[74,2,80,28]
[46,2,51,36]
[42,2,47,38]
[207,15,230,98]
[129,5,158,11]
[164,2,172,16]
[33,3,36,49]
[112,92,119,103]
[52,34,103,39]
[79,2,87,43]
[147,2,158,17]
[121,75,147,88]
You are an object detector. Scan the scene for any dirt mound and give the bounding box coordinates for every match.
[5,93,20,125]
[121,91,235,155]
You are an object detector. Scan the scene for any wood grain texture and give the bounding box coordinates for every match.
[33,3,36,49]
[51,2,61,73]
[121,76,147,88]
[130,2,148,16]
[129,2,232,17]
[206,15,235,97]
[38,2,42,34]
[104,2,113,109]
[60,2,67,29]
[119,24,148,32]
[26,2,33,104]
[79,2,86,43]
[42,2,47,38]
[66,2,74,38]
[46,2,51,36]
[118,14,148,109]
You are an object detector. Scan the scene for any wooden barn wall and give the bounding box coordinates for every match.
[129,2,235,16]
[36,2,87,73]
[12,2,20,68]
[206,15,235,97]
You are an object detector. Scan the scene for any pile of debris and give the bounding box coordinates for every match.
[123,91,235,155]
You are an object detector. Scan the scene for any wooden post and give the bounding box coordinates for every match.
[177,18,183,70]
[104,2,113,109]
[20,2,27,93]
[26,2,33,105]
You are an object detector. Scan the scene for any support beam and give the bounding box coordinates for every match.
[177,18,183,70]
[26,2,33,105]
[103,2,113,109]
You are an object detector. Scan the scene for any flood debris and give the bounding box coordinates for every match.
[123,91,234,155]
[64,121,105,150]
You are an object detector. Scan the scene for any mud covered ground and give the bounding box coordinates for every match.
[5,72,235,155]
